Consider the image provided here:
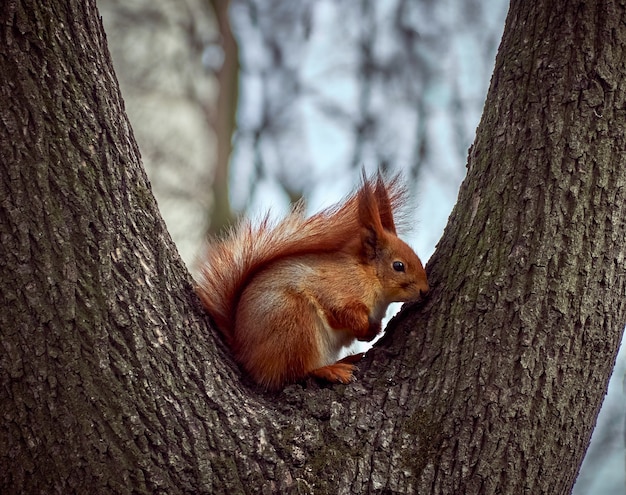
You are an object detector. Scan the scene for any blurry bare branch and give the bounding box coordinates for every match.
[207,0,239,236]
[229,0,507,207]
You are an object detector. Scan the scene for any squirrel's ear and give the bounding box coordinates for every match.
[375,172,397,234]
[360,224,378,260]
[358,175,383,259]
[358,176,383,233]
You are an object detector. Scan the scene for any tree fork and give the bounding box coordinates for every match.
[1,0,625,494]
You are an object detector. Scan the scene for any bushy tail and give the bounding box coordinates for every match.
[195,173,407,341]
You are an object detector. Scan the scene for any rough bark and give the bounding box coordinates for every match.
[418,0,626,491]
[1,1,625,495]
[0,1,211,491]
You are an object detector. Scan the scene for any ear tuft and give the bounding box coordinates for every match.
[357,173,384,235]
[375,171,397,234]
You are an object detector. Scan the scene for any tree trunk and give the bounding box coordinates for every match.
[404,0,626,491]
[1,1,625,494]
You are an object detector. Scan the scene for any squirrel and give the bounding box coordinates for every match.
[196,172,429,390]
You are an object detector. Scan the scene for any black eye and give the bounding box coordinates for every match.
[392,261,405,272]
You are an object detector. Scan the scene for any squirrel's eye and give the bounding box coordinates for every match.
[392,261,405,272]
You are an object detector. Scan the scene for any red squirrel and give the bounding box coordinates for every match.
[196,173,429,390]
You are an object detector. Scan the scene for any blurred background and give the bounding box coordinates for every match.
[97,0,625,492]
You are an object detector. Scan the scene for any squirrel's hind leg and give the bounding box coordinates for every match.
[309,362,357,384]
[308,353,365,384]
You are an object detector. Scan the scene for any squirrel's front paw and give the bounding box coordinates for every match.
[356,318,382,342]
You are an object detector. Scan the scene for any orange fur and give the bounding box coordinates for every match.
[196,173,429,390]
